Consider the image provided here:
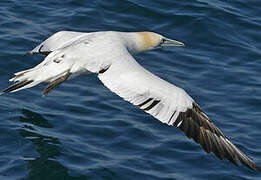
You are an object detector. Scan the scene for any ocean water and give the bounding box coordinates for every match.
[0,0,261,179]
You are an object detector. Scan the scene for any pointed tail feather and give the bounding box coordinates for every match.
[42,71,70,96]
[2,69,71,95]
[1,80,34,94]
[2,51,74,95]
[1,67,44,94]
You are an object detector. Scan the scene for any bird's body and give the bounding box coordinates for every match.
[1,30,260,170]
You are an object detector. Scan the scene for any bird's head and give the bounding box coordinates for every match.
[129,31,184,53]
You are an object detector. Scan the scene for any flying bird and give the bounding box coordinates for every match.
[1,31,260,170]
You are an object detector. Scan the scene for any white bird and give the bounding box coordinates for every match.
[1,31,260,170]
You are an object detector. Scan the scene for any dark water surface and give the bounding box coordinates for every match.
[0,0,261,179]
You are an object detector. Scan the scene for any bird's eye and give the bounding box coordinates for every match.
[159,38,166,46]
[155,38,166,48]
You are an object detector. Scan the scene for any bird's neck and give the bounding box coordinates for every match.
[122,32,154,54]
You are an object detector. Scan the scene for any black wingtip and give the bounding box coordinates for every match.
[24,50,51,56]
[256,165,261,171]
[175,102,261,171]
[244,162,261,171]
[24,51,32,56]
[239,157,261,171]
[252,164,261,171]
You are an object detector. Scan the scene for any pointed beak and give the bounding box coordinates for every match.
[161,38,185,47]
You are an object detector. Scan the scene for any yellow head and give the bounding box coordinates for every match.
[134,31,184,52]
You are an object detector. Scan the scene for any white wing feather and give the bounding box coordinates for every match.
[27,31,89,55]
[98,51,194,126]
[98,50,260,170]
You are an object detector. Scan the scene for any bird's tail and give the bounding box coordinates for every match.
[1,51,73,96]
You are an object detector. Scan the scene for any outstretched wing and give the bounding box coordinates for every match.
[98,52,260,170]
[25,31,87,55]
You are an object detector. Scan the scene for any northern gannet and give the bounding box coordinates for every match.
[1,31,260,170]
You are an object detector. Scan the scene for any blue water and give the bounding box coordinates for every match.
[0,0,261,179]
